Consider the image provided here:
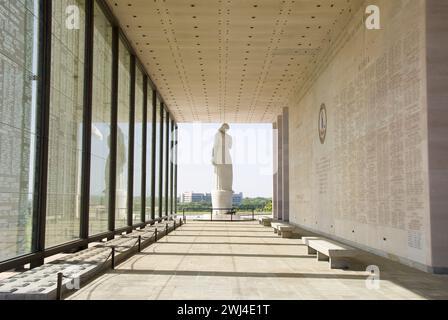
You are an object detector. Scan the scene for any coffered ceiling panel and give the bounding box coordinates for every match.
[106,0,363,123]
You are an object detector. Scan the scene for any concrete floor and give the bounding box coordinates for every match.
[68,221,448,300]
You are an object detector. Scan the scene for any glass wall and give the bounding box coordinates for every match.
[145,87,154,221]
[167,118,173,216]
[45,0,85,247]
[133,67,144,223]
[116,38,131,228]
[174,124,178,213]
[0,0,176,267]
[89,1,113,236]
[0,1,39,261]
[169,120,175,215]
[163,109,169,217]
[156,99,165,217]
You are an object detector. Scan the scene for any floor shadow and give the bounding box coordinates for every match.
[166,234,280,239]
[156,242,305,246]
[111,268,366,280]
[136,252,315,259]
[175,229,272,233]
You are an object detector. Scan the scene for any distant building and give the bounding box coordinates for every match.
[181,192,206,203]
[181,192,242,205]
[232,192,243,206]
[204,193,212,203]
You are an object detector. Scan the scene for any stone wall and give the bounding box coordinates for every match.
[287,0,438,271]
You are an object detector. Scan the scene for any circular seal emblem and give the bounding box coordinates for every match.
[318,103,327,144]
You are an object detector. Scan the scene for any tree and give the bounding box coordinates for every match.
[263,200,272,213]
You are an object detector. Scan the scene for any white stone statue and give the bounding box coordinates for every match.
[211,123,233,215]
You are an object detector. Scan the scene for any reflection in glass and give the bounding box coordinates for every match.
[146,87,154,221]
[116,39,131,228]
[133,68,144,223]
[46,0,85,247]
[89,2,112,236]
[0,1,39,260]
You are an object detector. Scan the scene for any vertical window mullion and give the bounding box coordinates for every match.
[80,0,95,242]
[108,26,119,236]
[158,102,164,220]
[170,120,175,215]
[127,55,136,228]
[151,92,157,222]
[174,124,178,214]
[165,111,170,218]
[141,76,148,224]
[31,0,52,268]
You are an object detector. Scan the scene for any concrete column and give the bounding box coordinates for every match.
[426,0,448,274]
[282,108,289,222]
[277,115,283,221]
[272,122,278,220]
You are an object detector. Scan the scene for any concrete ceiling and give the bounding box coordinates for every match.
[106,0,363,123]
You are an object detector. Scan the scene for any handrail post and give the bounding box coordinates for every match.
[155,228,158,242]
[111,247,115,270]
[56,272,63,301]
[231,210,233,222]
[166,223,168,235]
[138,235,141,252]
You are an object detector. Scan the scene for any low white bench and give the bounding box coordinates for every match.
[302,237,322,254]
[258,216,273,227]
[303,237,358,269]
[277,225,296,238]
[271,222,290,235]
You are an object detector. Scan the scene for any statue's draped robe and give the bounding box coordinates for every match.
[212,130,233,191]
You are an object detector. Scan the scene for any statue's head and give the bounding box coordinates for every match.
[219,123,230,133]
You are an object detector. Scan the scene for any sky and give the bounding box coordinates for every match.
[177,123,274,198]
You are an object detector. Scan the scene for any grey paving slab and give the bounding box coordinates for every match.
[65,221,448,300]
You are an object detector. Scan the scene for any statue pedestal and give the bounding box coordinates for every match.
[212,190,233,215]
[116,189,127,219]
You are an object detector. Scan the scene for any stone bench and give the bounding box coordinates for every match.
[271,222,298,238]
[271,222,289,234]
[277,225,296,238]
[258,216,273,226]
[303,237,358,269]
[0,218,181,300]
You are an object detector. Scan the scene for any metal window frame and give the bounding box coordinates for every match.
[80,0,94,244]
[174,124,179,214]
[170,120,175,215]
[127,55,136,229]
[108,25,119,238]
[164,110,170,218]
[141,72,148,224]
[30,0,52,269]
[150,90,157,222]
[158,102,165,219]
[0,0,175,273]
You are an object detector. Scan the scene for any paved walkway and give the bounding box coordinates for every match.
[68,221,448,300]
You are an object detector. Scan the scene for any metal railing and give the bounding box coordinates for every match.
[180,207,269,222]
[55,217,185,300]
